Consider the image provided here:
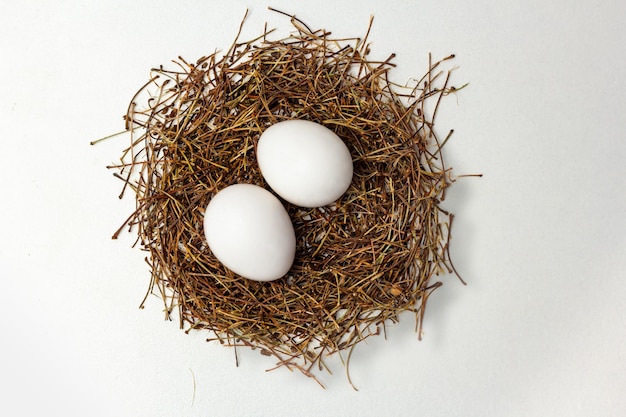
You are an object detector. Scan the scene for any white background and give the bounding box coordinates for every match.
[2,1,625,416]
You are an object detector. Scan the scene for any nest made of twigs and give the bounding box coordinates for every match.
[109,10,464,387]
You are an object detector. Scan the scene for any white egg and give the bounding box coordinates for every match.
[203,184,296,282]
[257,119,353,208]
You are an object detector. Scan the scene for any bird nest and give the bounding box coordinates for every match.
[107,10,465,387]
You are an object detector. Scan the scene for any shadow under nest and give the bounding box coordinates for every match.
[111,13,463,387]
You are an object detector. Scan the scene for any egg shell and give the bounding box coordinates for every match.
[257,119,353,208]
[203,184,296,282]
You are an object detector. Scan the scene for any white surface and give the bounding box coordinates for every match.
[1,1,625,416]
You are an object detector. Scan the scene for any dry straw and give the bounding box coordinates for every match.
[104,9,466,387]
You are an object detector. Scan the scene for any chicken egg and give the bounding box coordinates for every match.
[257,120,353,208]
[203,184,296,282]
